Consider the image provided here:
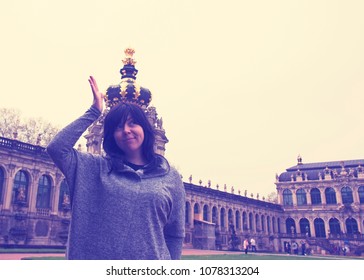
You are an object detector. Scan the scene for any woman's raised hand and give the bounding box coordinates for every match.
[88,76,104,112]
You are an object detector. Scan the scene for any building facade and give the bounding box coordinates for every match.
[276,156,364,255]
[1,136,364,255]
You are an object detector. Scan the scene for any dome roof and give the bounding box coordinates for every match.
[278,158,364,182]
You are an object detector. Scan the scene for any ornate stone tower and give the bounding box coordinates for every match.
[84,49,168,156]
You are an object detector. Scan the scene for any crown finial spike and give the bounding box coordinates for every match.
[120,48,138,79]
[122,48,136,66]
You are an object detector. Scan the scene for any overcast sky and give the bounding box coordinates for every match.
[2,0,364,198]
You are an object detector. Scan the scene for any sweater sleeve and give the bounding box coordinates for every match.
[46,106,101,197]
[164,170,186,260]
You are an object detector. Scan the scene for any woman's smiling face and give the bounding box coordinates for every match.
[113,115,145,162]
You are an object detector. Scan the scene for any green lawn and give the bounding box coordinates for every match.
[181,254,338,260]
[0,248,360,260]
[19,254,357,260]
[0,248,65,253]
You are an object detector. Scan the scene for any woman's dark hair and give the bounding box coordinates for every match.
[103,103,156,163]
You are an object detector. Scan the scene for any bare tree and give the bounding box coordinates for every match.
[266,192,278,204]
[0,108,21,138]
[0,107,60,146]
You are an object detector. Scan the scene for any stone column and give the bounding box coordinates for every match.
[336,187,343,204]
[324,218,330,238]
[309,218,315,237]
[216,206,221,230]
[340,218,346,233]
[321,188,326,204]
[352,186,360,204]
[207,203,213,223]
[277,188,283,205]
[29,169,40,213]
[3,164,16,211]
[292,190,298,206]
[306,189,312,205]
[51,173,63,215]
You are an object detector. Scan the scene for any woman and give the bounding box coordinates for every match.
[47,76,185,260]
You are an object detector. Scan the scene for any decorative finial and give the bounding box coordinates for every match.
[122,48,136,66]
[36,133,42,145]
[297,154,302,165]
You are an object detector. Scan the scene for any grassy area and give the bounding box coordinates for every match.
[0,248,65,254]
[21,256,66,260]
[1,248,360,260]
[18,254,356,260]
[181,254,337,260]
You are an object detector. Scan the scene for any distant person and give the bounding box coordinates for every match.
[250,238,257,252]
[300,240,306,255]
[285,242,291,254]
[291,241,298,254]
[47,75,185,260]
[243,238,249,254]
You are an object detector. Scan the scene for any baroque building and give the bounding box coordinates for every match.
[276,156,364,255]
[1,136,364,255]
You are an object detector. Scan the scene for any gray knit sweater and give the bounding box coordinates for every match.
[47,106,185,260]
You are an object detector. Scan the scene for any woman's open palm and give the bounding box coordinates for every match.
[88,76,104,112]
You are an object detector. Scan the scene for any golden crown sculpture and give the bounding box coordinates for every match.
[104,48,152,109]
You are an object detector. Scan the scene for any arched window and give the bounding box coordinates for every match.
[212,206,218,224]
[58,180,70,211]
[310,188,321,205]
[346,218,358,234]
[185,202,191,224]
[36,175,52,209]
[329,218,341,235]
[203,205,209,221]
[261,215,265,233]
[283,189,293,206]
[194,203,200,213]
[358,186,364,204]
[255,214,260,232]
[249,213,253,231]
[235,210,241,230]
[220,208,226,228]
[285,218,296,234]
[325,187,337,204]
[277,218,281,233]
[296,189,307,205]
[314,218,326,238]
[0,167,4,204]
[243,212,248,230]
[228,209,233,225]
[341,186,353,204]
[267,216,271,233]
[12,170,29,204]
[272,217,276,233]
[299,218,311,237]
